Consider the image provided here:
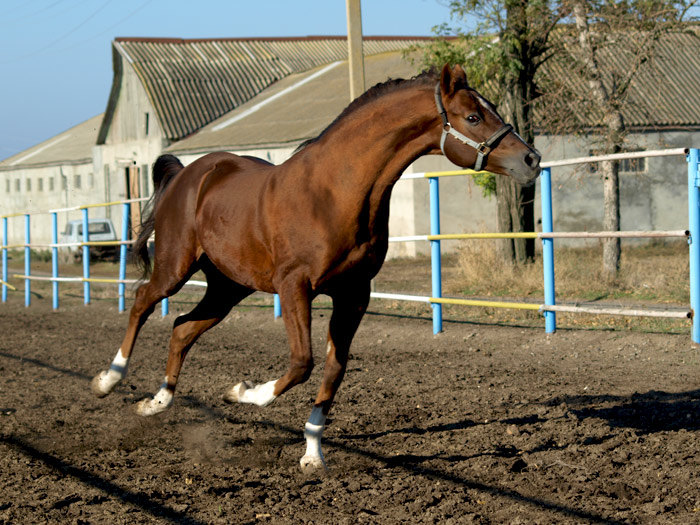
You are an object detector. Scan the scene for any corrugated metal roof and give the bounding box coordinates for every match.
[537,30,700,130]
[166,52,420,154]
[112,36,430,142]
[0,114,103,170]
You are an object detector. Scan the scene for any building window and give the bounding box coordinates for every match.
[49,177,55,191]
[15,179,20,192]
[589,150,646,174]
[38,178,43,191]
[620,157,646,174]
[141,164,150,196]
[26,179,31,192]
[74,174,81,189]
[61,176,67,191]
[5,179,9,193]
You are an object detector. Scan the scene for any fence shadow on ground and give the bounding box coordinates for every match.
[547,389,700,434]
[0,435,206,525]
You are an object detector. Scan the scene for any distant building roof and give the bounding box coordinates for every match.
[101,36,431,144]
[0,114,103,170]
[167,51,421,154]
[538,29,700,131]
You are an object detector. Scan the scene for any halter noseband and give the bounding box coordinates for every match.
[434,83,513,172]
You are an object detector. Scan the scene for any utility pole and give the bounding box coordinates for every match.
[345,0,365,101]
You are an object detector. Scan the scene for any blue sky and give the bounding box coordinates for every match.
[0,0,456,161]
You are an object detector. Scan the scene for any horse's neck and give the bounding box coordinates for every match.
[303,86,438,190]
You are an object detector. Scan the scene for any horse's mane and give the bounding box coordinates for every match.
[294,68,440,153]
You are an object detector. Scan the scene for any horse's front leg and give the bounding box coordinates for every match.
[300,282,370,470]
[224,278,313,407]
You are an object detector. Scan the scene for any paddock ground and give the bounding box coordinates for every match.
[0,290,699,524]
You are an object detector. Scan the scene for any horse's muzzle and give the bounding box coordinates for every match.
[517,150,541,186]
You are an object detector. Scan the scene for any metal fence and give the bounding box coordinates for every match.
[3,148,698,342]
[357,147,697,340]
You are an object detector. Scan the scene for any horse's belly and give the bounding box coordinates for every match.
[314,237,388,293]
[204,242,275,292]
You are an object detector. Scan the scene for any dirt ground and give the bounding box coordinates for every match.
[1,286,699,524]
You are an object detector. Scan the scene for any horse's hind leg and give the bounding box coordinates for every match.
[91,261,196,398]
[300,282,370,470]
[91,280,167,397]
[135,270,252,416]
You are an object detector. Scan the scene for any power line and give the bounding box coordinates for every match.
[54,0,155,54]
[0,0,115,64]
[0,0,93,27]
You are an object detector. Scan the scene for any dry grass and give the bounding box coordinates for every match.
[455,240,689,305]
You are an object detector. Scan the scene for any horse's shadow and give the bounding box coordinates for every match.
[546,389,700,434]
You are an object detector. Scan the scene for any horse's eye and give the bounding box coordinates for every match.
[466,114,481,125]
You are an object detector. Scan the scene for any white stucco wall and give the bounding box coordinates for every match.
[0,162,108,246]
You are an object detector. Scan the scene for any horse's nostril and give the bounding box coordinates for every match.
[525,151,540,168]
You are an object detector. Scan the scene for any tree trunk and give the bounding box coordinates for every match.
[496,176,535,264]
[496,0,537,265]
[601,159,621,281]
[572,2,625,279]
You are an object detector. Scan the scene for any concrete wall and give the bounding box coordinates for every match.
[533,130,699,247]
[88,58,170,240]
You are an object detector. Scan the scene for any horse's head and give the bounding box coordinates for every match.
[434,64,540,186]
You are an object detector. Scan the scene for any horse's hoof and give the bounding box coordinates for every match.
[223,381,255,403]
[90,371,112,398]
[300,455,327,472]
[134,396,171,417]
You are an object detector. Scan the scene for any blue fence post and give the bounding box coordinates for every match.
[24,214,31,307]
[540,167,556,333]
[688,148,700,344]
[81,208,90,304]
[429,176,443,334]
[118,203,130,313]
[51,212,59,310]
[273,293,282,318]
[2,216,7,303]
[162,297,169,316]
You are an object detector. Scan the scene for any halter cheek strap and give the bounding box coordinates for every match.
[434,83,513,172]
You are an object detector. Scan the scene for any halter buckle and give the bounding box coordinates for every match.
[476,142,491,156]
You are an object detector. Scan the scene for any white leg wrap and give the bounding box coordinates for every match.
[135,379,173,416]
[300,405,327,470]
[224,380,278,407]
[91,348,129,397]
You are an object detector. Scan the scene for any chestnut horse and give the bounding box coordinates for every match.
[91,64,540,470]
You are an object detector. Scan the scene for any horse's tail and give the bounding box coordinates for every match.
[133,154,184,278]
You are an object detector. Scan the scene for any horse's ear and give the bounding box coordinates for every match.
[440,64,469,97]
